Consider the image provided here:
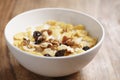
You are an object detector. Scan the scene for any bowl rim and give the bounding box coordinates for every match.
[4,8,105,59]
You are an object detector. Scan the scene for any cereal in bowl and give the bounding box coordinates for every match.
[13,20,97,57]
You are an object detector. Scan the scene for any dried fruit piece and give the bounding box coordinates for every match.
[33,31,42,39]
[55,49,67,57]
[82,46,90,51]
[44,54,51,57]
[35,36,46,44]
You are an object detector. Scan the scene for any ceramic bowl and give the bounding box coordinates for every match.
[4,8,104,77]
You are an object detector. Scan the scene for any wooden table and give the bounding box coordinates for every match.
[0,0,120,80]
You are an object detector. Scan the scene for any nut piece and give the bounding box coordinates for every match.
[41,29,52,35]
[34,45,43,52]
[62,36,68,43]
[62,36,74,46]
[49,39,60,46]
[48,39,60,50]
[65,38,74,46]
[22,38,30,46]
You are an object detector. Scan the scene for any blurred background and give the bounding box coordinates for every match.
[0,0,120,80]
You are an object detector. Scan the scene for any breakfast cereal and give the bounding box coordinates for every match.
[13,20,97,57]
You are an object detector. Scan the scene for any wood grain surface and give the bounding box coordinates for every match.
[0,0,120,80]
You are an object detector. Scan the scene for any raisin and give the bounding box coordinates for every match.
[34,36,44,44]
[83,46,90,51]
[55,49,67,57]
[44,54,51,57]
[33,31,42,39]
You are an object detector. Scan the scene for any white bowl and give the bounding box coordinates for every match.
[4,8,104,77]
